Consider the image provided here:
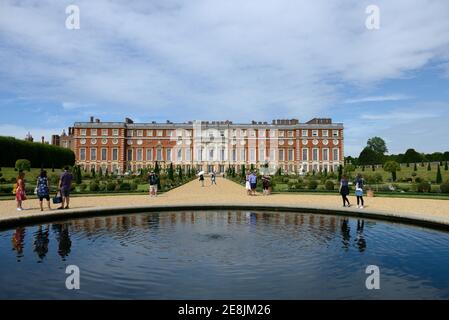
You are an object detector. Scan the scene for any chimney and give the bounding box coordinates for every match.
[41,136,45,144]
[95,118,100,123]
[90,116,94,123]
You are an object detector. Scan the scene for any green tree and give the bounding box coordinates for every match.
[384,161,401,182]
[241,164,246,180]
[445,161,448,171]
[367,137,388,155]
[436,165,442,184]
[15,159,31,172]
[337,165,343,181]
[414,163,418,171]
[358,147,384,165]
[167,163,174,181]
[427,163,431,171]
[403,148,423,164]
[91,166,96,178]
[154,161,160,175]
[75,165,82,184]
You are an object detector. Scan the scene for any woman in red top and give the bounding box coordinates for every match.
[15,171,27,211]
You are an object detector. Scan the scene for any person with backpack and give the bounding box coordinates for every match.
[211,171,217,185]
[148,171,158,197]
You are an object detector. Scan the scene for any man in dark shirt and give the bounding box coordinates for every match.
[58,166,73,209]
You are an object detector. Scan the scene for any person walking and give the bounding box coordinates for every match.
[355,174,365,209]
[148,171,158,197]
[199,172,205,187]
[58,166,73,210]
[36,170,51,211]
[211,171,217,185]
[245,174,251,195]
[339,175,351,207]
[262,175,270,195]
[249,171,257,196]
[15,170,27,211]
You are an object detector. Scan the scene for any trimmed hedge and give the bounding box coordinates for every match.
[0,136,75,168]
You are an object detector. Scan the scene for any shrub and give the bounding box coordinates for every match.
[99,183,107,192]
[440,182,449,194]
[49,174,60,185]
[120,182,131,191]
[107,182,116,191]
[15,159,31,172]
[417,181,431,193]
[114,184,121,192]
[0,185,13,194]
[89,181,99,192]
[79,183,87,192]
[308,180,318,190]
[325,180,334,191]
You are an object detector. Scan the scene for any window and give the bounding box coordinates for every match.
[112,148,118,161]
[157,130,163,137]
[220,149,225,161]
[156,149,162,161]
[302,130,308,137]
[302,148,308,161]
[250,148,256,162]
[91,129,97,136]
[287,131,293,138]
[241,129,247,137]
[240,149,246,161]
[101,129,108,136]
[279,131,285,137]
[166,149,172,161]
[323,148,329,161]
[333,148,339,161]
[312,130,318,137]
[270,149,275,161]
[232,149,237,161]
[186,148,191,161]
[288,149,294,161]
[269,130,276,138]
[112,129,119,136]
[101,148,107,161]
[322,130,329,137]
[259,130,265,137]
[137,130,143,137]
[80,148,86,161]
[333,130,339,137]
[146,130,153,136]
[90,148,97,161]
[209,148,214,160]
[259,148,265,161]
[146,149,152,161]
[167,130,174,137]
[312,148,318,161]
[177,149,182,161]
[279,149,284,161]
[127,149,133,161]
[197,148,203,161]
[80,129,87,136]
[136,149,143,161]
[127,130,133,137]
[249,130,256,138]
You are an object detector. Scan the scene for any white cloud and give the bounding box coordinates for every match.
[344,94,412,104]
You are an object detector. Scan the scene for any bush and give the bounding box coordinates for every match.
[99,183,107,192]
[79,183,87,192]
[120,182,131,191]
[325,180,335,191]
[0,185,13,194]
[89,181,99,192]
[417,181,431,193]
[130,182,138,191]
[440,182,449,194]
[308,180,318,190]
[15,159,31,172]
[106,182,116,191]
[49,173,60,185]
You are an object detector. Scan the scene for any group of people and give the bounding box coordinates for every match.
[339,173,365,209]
[198,171,217,187]
[147,171,160,197]
[245,171,271,196]
[15,166,73,211]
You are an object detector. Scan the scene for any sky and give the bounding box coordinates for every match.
[1,0,449,156]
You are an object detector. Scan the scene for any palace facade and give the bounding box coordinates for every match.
[57,116,344,175]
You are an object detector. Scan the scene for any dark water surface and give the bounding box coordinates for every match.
[1,211,449,299]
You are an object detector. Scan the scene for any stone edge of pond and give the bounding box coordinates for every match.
[1,204,449,232]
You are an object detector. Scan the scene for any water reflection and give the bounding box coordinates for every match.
[5,212,370,262]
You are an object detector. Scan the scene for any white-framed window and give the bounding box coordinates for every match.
[146,130,153,136]
[185,148,191,161]
[157,130,163,137]
[241,129,247,137]
[112,129,119,136]
[80,148,86,161]
[312,148,318,161]
[167,130,174,137]
[101,129,108,136]
[287,131,293,138]
[302,130,308,137]
[258,130,266,137]
[269,130,276,138]
[312,130,318,137]
[156,149,162,161]
[166,148,172,161]
[232,149,237,161]
[136,149,143,161]
[91,129,97,136]
[197,148,203,161]
[333,148,339,161]
[127,149,133,161]
[333,130,339,137]
[90,148,97,161]
[322,130,329,137]
[250,148,256,162]
[177,149,182,161]
[80,129,87,136]
[288,149,294,161]
[101,148,107,161]
[249,130,256,138]
[279,149,284,161]
[323,148,329,161]
[208,148,214,160]
[279,131,285,137]
[127,130,133,137]
[270,149,275,161]
[302,148,308,161]
[220,148,225,161]
[137,130,143,137]
[112,148,118,161]
[146,149,152,161]
[259,148,265,161]
[240,149,246,161]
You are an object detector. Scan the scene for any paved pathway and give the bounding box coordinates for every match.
[1,177,449,226]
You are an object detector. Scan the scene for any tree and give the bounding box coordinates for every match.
[241,164,246,180]
[445,161,448,171]
[75,165,82,184]
[177,166,183,181]
[414,163,418,171]
[403,148,423,164]
[168,163,174,181]
[358,147,384,165]
[337,165,343,181]
[367,137,388,155]
[427,163,431,171]
[154,161,160,175]
[384,161,401,182]
[15,159,31,172]
[436,165,443,184]
[91,166,96,178]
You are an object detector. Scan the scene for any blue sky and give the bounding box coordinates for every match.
[1,0,449,156]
